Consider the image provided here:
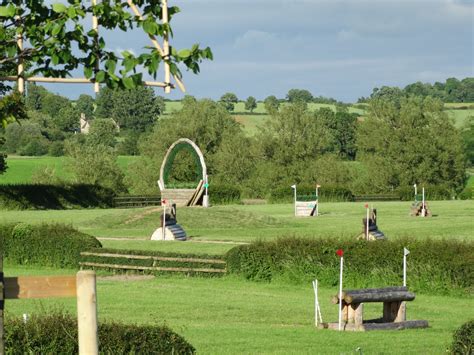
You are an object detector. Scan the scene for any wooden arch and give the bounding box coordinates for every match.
[158,138,207,206]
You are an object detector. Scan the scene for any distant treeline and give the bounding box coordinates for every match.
[359,77,474,103]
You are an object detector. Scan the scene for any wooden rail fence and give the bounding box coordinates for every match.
[113,195,161,208]
[80,252,227,274]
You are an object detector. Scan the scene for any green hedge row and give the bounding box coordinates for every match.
[5,311,195,354]
[81,248,226,276]
[225,237,474,296]
[1,223,102,268]
[0,184,116,210]
[210,183,241,204]
[450,320,473,354]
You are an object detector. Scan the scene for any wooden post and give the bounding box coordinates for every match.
[162,0,171,93]
[383,301,401,322]
[92,0,100,94]
[17,25,24,95]
[76,271,98,355]
[0,255,4,355]
[354,303,363,326]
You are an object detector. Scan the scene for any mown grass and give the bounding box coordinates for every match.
[0,155,139,185]
[1,201,473,256]
[3,264,472,354]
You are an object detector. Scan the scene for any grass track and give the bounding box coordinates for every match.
[3,264,471,354]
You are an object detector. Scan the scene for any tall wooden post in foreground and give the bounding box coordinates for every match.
[77,271,98,355]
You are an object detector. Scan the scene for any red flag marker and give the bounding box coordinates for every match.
[364,203,368,208]
[162,199,167,205]
[336,249,344,257]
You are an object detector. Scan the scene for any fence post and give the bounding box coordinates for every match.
[76,270,98,355]
[0,254,4,355]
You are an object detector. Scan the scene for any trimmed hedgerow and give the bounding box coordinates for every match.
[396,184,455,201]
[82,248,226,276]
[5,311,195,354]
[268,184,353,203]
[225,237,474,295]
[210,183,241,205]
[0,183,116,210]
[450,320,473,354]
[2,223,102,268]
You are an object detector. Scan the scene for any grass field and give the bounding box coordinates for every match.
[3,263,472,354]
[1,201,473,353]
[0,155,139,185]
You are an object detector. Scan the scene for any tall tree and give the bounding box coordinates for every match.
[219,92,238,112]
[286,89,313,103]
[75,94,95,120]
[357,96,466,191]
[263,95,280,114]
[245,96,257,113]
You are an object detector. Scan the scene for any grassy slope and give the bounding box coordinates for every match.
[0,155,139,185]
[1,201,472,255]
[4,264,472,354]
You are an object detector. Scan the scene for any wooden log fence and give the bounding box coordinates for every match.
[353,195,400,202]
[113,195,161,208]
[79,251,227,274]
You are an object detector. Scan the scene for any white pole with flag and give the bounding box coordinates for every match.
[162,199,167,240]
[414,184,417,199]
[421,187,426,216]
[291,184,297,216]
[336,249,344,331]
[403,247,410,287]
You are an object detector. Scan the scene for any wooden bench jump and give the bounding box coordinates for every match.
[320,286,429,331]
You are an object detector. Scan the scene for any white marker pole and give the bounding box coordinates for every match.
[403,247,410,287]
[338,253,344,331]
[421,187,426,216]
[162,199,166,240]
[365,204,369,241]
[291,184,297,217]
[316,185,320,217]
[414,184,417,199]
[312,280,323,327]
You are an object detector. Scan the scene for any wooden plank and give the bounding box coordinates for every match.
[79,262,226,273]
[80,252,225,264]
[319,320,428,331]
[4,276,76,299]
[345,291,415,304]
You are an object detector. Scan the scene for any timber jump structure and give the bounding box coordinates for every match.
[357,208,386,241]
[320,286,428,331]
[292,184,320,217]
[158,139,208,207]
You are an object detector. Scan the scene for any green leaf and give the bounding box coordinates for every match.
[95,70,106,83]
[67,6,76,18]
[52,3,68,13]
[51,54,59,65]
[0,5,15,17]
[105,59,116,75]
[178,49,191,59]
[84,67,93,79]
[52,24,62,36]
[122,76,135,89]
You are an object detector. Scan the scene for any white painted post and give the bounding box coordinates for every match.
[365,204,369,240]
[337,252,344,331]
[203,175,209,208]
[316,185,320,217]
[403,247,410,287]
[76,271,98,355]
[414,184,417,200]
[312,279,323,327]
[421,187,426,217]
[91,0,100,94]
[291,184,297,217]
[162,199,166,240]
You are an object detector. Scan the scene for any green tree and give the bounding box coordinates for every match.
[245,96,257,113]
[87,119,118,148]
[461,116,474,166]
[54,104,80,133]
[219,93,238,112]
[263,95,280,114]
[96,87,163,132]
[65,141,126,193]
[25,83,49,112]
[127,99,242,194]
[286,89,313,103]
[41,93,71,119]
[75,94,95,120]
[356,96,466,191]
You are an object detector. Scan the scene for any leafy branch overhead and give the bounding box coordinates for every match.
[0,0,213,90]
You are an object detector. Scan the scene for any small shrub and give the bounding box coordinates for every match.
[450,320,473,354]
[458,186,473,200]
[5,311,195,354]
[210,183,241,204]
[18,138,49,156]
[48,141,64,156]
[2,223,102,268]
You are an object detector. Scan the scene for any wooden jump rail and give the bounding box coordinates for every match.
[354,195,399,202]
[113,195,162,208]
[321,286,429,331]
[79,252,227,274]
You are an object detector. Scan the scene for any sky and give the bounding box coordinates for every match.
[43,0,473,102]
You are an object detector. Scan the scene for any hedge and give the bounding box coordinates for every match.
[1,223,102,268]
[0,183,116,210]
[450,320,473,354]
[268,184,353,203]
[5,312,195,354]
[225,237,474,296]
[210,183,241,204]
[396,184,455,201]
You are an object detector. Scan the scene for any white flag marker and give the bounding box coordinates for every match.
[336,249,344,331]
[403,247,410,287]
[291,184,297,216]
